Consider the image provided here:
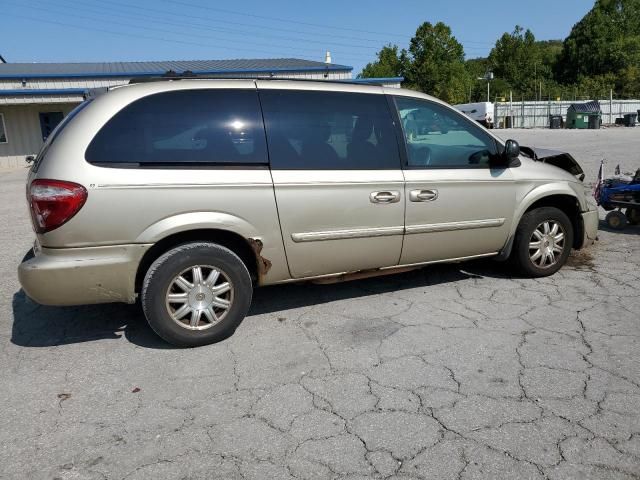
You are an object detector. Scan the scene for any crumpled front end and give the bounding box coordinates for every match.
[520,146,586,181]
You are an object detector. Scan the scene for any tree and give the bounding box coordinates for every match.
[557,0,640,82]
[488,26,556,98]
[358,44,407,79]
[404,22,470,103]
[618,64,640,97]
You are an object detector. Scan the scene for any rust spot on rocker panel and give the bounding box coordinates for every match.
[248,238,272,279]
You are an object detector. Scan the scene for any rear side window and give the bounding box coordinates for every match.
[260,90,400,170]
[33,99,93,172]
[86,89,268,165]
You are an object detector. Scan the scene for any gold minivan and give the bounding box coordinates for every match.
[18,79,598,346]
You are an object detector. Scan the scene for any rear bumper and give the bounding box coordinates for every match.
[580,207,599,248]
[18,242,151,306]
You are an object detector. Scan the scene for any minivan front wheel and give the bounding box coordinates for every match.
[512,207,573,277]
[142,242,252,347]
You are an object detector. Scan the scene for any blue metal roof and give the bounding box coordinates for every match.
[0,58,352,79]
[350,77,404,84]
[0,88,88,96]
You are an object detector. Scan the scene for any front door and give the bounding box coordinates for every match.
[392,95,516,265]
[258,85,405,278]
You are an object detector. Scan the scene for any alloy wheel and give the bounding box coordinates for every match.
[165,265,234,330]
[528,220,566,269]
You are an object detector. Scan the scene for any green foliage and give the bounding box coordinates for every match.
[358,44,406,79]
[575,73,618,98]
[358,1,640,101]
[489,26,537,92]
[485,28,563,99]
[558,0,640,81]
[618,65,640,97]
[403,22,470,104]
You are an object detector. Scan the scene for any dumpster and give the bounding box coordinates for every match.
[623,113,637,127]
[567,101,601,129]
[549,115,563,129]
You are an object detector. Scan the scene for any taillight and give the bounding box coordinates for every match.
[28,179,88,233]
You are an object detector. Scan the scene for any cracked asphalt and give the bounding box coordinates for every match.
[1,128,640,479]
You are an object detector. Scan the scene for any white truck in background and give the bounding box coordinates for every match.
[453,102,494,129]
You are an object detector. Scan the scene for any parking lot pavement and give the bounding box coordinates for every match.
[1,129,639,480]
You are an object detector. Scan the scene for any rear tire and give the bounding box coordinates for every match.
[141,242,252,347]
[512,207,573,277]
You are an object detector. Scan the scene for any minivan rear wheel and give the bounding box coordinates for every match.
[512,207,573,277]
[141,242,252,347]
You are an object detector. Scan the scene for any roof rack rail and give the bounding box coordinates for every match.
[127,70,396,87]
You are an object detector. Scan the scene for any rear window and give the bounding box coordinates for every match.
[85,89,268,166]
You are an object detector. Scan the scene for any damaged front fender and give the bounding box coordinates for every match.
[520,146,585,181]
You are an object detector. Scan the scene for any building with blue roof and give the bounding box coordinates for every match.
[0,56,402,167]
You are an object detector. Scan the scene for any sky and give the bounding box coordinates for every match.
[2,0,594,74]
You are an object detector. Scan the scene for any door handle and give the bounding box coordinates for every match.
[370,191,400,204]
[410,189,438,202]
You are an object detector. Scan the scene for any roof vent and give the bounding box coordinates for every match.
[324,51,332,64]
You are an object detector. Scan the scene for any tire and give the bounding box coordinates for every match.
[625,208,640,225]
[606,210,628,230]
[512,207,574,277]
[141,242,253,347]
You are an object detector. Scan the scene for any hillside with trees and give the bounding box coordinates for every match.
[358,0,640,102]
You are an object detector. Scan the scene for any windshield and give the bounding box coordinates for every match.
[32,98,93,172]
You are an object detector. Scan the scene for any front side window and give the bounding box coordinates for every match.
[0,113,7,144]
[394,97,497,168]
[86,90,267,165]
[260,90,400,170]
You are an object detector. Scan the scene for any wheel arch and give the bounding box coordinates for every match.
[498,186,585,261]
[517,192,583,249]
[518,194,584,248]
[134,228,263,295]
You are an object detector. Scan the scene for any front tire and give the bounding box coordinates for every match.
[141,242,252,347]
[512,207,573,277]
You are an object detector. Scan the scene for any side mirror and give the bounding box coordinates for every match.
[504,139,520,159]
[25,155,35,164]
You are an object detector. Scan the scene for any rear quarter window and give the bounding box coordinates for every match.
[85,89,268,166]
[32,99,93,172]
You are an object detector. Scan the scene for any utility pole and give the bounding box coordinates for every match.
[609,89,613,125]
[477,71,494,103]
[534,63,537,102]
[509,90,513,128]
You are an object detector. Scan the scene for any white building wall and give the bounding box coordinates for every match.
[0,94,85,106]
[0,103,78,168]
